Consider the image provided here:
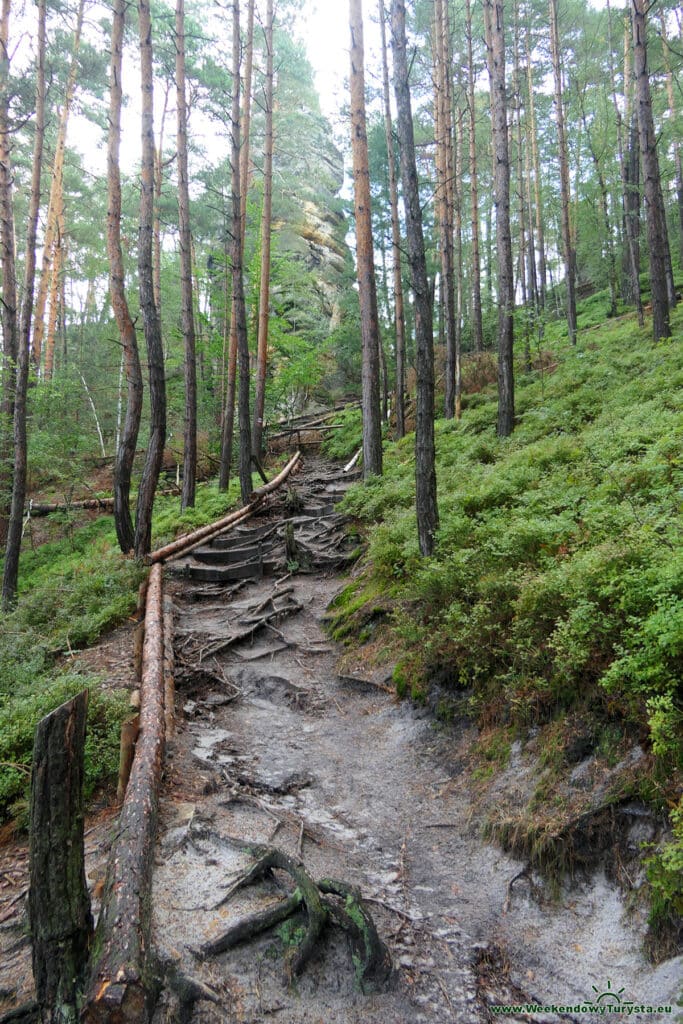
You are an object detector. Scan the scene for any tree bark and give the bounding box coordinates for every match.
[230,0,253,504]
[631,0,675,341]
[378,0,406,439]
[28,690,93,1024]
[109,0,143,554]
[135,0,167,557]
[81,565,165,1023]
[30,0,84,373]
[350,0,383,479]
[219,0,255,492]
[548,0,577,344]
[390,0,438,556]
[465,0,484,352]
[252,0,274,457]
[176,0,197,509]
[0,0,17,549]
[524,17,546,311]
[484,0,515,437]
[1,0,45,605]
[433,0,456,419]
[659,11,683,269]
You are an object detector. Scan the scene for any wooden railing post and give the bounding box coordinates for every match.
[28,689,93,1024]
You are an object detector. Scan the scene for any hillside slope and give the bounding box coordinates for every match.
[328,300,683,957]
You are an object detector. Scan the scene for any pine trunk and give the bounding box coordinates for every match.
[390,0,438,555]
[631,0,674,341]
[0,0,18,550]
[659,12,683,268]
[465,0,484,352]
[135,0,167,557]
[231,0,252,503]
[176,0,197,509]
[350,0,383,479]
[434,0,456,419]
[110,0,144,554]
[30,0,84,373]
[484,0,515,437]
[252,0,273,458]
[548,0,577,344]
[379,0,406,439]
[1,0,46,604]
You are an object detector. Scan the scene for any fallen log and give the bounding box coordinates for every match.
[249,450,301,500]
[163,595,175,740]
[28,690,93,1024]
[149,502,259,564]
[81,563,166,1023]
[343,447,362,473]
[149,451,302,565]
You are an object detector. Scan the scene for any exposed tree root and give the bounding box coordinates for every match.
[194,845,391,991]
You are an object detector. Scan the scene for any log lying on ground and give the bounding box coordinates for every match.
[25,487,182,518]
[194,844,391,991]
[163,595,175,740]
[248,450,301,500]
[149,503,259,564]
[149,451,301,564]
[28,690,93,1024]
[81,563,166,1023]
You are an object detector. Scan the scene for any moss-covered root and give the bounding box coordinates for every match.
[193,846,391,991]
[318,878,392,992]
[196,845,328,982]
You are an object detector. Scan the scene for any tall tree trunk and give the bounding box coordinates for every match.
[525,18,546,310]
[110,0,143,554]
[484,0,515,437]
[44,184,65,381]
[230,0,252,502]
[390,0,438,555]
[433,0,456,419]
[252,0,273,458]
[135,0,167,557]
[548,0,577,344]
[578,88,618,317]
[659,12,683,267]
[350,0,383,479]
[0,0,18,550]
[153,82,170,315]
[465,0,484,352]
[30,0,84,373]
[454,102,463,419]
[176,0,197,508]
[379,0,406,439]
[607,0,642,320]
[631,0,675,341]
[1,0,42,597]
[219,0,254,491]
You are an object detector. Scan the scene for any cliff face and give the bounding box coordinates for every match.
[273,132,352,330]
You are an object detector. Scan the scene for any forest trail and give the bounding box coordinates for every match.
[146,456,677,1023]
[0,455,678,1023]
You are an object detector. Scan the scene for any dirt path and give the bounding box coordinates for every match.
[0,457,678,1023]
[149,458,680,1024]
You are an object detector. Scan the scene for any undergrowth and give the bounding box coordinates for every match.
[332,297,683,951]
[0,477,247,822]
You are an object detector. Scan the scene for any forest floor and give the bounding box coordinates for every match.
[0,456,680,1023]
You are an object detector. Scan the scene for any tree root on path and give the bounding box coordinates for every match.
[192,845,391,992]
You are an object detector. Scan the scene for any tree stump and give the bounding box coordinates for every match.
[28,689,93,1023]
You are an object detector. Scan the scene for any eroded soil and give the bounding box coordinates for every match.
[1,458,680,1023]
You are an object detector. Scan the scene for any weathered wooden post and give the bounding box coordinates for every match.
[28,690,93,1023]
